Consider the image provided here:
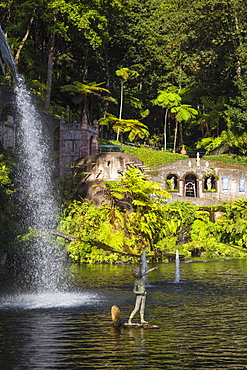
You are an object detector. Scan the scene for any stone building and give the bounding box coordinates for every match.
[59,115,98,177]
[149,154,247,205]
[73,152,144,205]
[0,116,15,148]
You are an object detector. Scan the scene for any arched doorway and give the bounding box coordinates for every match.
[184,173,197,197]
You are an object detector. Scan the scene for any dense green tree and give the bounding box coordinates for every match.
[198,96,228,138]
[171,104,198,152]
[152,87,181,151]
[99,113,149,142]
[226,78,247,134]
[115,68,139,118]
[1,0,247,148]
[61,81,112,123]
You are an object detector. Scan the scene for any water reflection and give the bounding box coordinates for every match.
[0,291,100,309]
[1,259,247,368]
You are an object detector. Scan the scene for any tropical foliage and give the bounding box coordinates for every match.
[0,150,20,245]
[61,81,112,123]
[58,168,177,263]
[58,167,247,263]
[98,113,149,142]
[0,153,13,193]
[2,1,247,264]
[1,0,247,152]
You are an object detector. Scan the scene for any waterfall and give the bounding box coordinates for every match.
[15,79,65,292]
[0,26,19,83]
[174,250,180,283]
[0,26,65,292]
[141,250,149,282]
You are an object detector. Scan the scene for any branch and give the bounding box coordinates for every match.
[50,230,77,241]
[49,231,186,260]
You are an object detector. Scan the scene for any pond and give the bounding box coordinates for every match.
[1,258,247,369]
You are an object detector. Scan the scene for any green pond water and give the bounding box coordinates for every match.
[1,258,247,369]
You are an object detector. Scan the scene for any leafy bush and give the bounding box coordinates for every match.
[0,151,20,246]
[58,170,247,263]
[58,168,179,263]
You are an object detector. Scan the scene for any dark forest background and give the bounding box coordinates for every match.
[0,0,247,153]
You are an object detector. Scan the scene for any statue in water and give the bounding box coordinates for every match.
[128,266,157,325]
[0,26,18,82]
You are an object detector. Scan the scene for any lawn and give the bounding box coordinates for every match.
[123,145,188,168]
[203,154,247,168]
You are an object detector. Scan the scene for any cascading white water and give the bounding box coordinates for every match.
[174,249,180,283]
[0,25,68,295]
[0,26,19,82]
[0,28,102,308]
[15,79,65,292]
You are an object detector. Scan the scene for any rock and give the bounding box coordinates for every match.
[111,305,121,327]
[123,322,160,329]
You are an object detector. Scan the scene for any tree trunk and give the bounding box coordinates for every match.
[233,8,243,77]
[82,95,90,124]
[179,120,183,147]
[104,43,110,113]
[83,43,89,82]
[44,33,55,111]
[117,80,124,141]
[14,16,35,64]
[101,43,110,141]
[173,120,178,153]
[164,108,168,151]
[168,113,172,147]
[216,118,220,137]
[119,80,124,120]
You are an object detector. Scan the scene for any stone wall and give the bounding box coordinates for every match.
[73,152,143,205]
[0,116,15,148]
